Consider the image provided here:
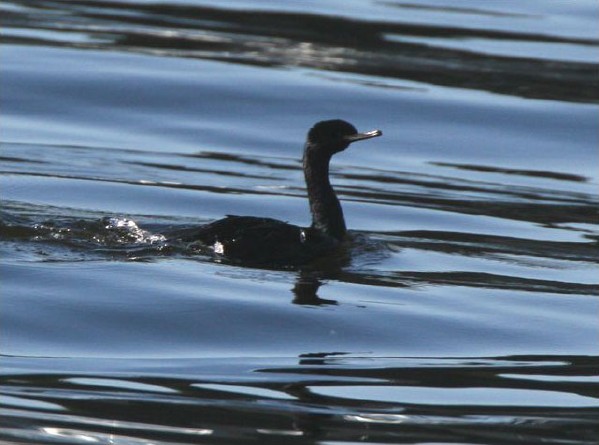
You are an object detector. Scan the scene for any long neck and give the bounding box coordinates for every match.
[303,145,346,240]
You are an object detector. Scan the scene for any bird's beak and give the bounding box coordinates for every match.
[344,129,383,142]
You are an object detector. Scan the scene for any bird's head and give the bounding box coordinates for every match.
[306,119,382,155]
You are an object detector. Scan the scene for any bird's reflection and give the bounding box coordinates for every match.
[291,272,337,306]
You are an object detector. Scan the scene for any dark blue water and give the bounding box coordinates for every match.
[2,1,599,444]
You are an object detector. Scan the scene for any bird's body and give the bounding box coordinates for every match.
[173,120,382,266]
[180,215,337,265]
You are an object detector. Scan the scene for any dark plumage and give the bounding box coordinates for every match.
[175,120,382,265]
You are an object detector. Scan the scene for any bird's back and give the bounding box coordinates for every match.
[173,215,338,266]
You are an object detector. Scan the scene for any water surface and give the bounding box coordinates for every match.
[1,1,598,444]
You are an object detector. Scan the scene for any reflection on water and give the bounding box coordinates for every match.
[3,0,599,103]
[2,354,598,444]
[1,0,598,444]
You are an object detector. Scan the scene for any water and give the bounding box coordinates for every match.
[1,1,598,444]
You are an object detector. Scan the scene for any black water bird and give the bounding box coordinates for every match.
[176,120,382,265]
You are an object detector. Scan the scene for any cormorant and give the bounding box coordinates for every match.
[175,119,382,265]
